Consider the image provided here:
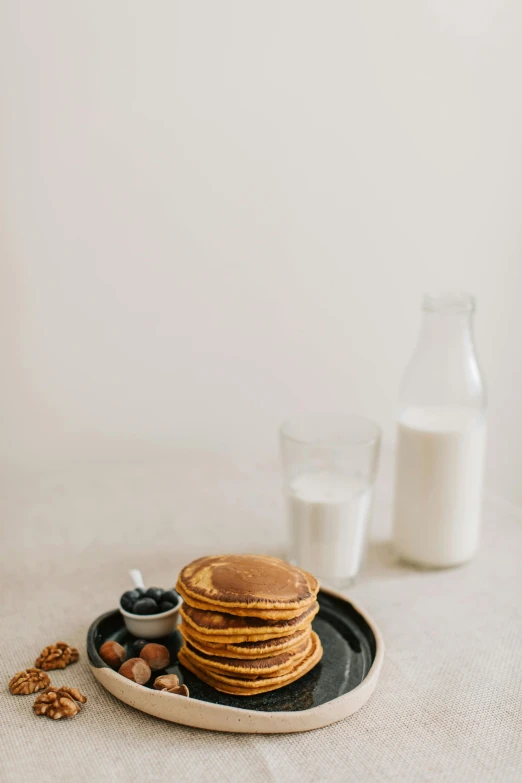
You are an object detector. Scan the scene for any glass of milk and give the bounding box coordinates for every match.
[280,415,381,587]
[392,292,487,568]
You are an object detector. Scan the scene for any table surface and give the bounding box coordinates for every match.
[1,451,521,783]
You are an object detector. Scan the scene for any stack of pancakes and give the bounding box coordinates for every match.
[176,554,323,695]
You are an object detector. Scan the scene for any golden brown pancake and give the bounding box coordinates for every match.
[176,583,311,619]
[179,624,309,659]
[178,631,323,695]
[179,600,319,642]
[181,635,312,680]
[179,621,314,647]
[176,555,319,613]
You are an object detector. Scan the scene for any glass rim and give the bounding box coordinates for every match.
[279,414,381,447]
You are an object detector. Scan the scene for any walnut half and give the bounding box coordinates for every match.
[9,668,50,695]
[33,686,87,720]
[35,641,79,671]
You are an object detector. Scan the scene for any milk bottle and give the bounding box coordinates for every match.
[392,293,487,567]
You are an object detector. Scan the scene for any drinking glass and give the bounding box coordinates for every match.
[280,415,381,587]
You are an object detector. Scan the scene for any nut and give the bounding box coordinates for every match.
[9,668,50,695]
[99,641,127,669]
[35,641,79,671]
[168,684,189,697]
[33,686,87,720]
[153,674,189,696]
[153,674,180,690]
[118,658,151,684]
[139,643,170,670]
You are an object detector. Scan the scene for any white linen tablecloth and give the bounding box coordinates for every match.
[1,451,521,782]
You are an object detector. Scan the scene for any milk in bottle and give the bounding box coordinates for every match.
[392,293,487,567]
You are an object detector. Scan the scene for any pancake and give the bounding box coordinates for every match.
[179,600,319,642]
[179,631,323,695]
[178,622,303,646]
[176,555,319,613]
[181,635,312,680]
[179,624,309,659]
[176,583,311,620]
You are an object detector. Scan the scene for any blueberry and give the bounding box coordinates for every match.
[132,597,159,615]
[159,601,175,613]
[120,590,142,612]
[161,589,179,606]
[130,639,148,657]
[145,587,165,603]
[135,587,146,596]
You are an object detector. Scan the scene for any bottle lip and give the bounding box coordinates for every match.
[422,291,475,314]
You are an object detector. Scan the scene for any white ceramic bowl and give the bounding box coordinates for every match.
[119,593,182,639]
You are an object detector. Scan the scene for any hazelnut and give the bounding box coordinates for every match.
[99,641,127,669]
[153,674,179,690]
[139,643,170,671]
[118,657,151,685]
[170,684,189,697]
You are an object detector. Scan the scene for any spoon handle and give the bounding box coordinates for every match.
[129,569,145,590]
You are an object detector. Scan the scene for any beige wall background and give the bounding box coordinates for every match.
[1,1,521,506]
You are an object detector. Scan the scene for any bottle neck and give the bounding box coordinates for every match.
[400,293,486,412]
[417,310,474,357]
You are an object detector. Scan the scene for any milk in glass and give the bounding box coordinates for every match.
[288,471,372,582]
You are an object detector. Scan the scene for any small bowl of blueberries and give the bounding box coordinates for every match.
[119,579,182,639]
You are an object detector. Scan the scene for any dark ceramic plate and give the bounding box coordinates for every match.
[87,587,384,733]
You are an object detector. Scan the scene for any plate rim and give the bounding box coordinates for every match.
[87,586,385,733]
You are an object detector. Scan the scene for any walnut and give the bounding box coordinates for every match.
[33,686,87,720]
[35,641,79,671]
[9,668,50,695]
[153,674,189,696]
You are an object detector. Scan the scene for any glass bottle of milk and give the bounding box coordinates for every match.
[392,292,487,568]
